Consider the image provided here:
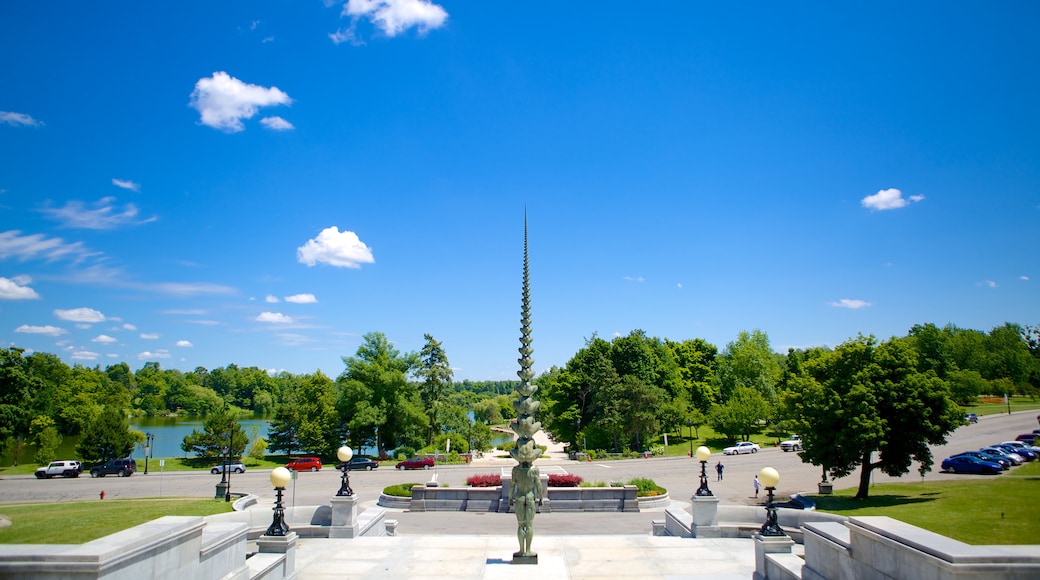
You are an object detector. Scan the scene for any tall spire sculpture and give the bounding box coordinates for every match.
[508,213,542,564]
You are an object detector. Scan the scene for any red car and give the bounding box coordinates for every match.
[396,456,434,470]
[285,457,322,472]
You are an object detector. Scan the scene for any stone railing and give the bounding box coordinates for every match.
[399,481,642,513]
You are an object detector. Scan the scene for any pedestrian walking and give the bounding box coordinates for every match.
[753,475,760,498]
[715,461,724,481]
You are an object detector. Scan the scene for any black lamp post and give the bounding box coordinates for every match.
[694,445,713,496]
[687,419,694,457]
[265,467,292,537]
[224,428,233,502]
[759,467,784,536]
[336,445,354,497]
[144,432,154,475]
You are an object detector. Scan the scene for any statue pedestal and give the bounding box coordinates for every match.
[214,482,228,499]
[512,553,538,565]
[818,481,833,495]
[329,495,359,538]
[257,531,298,580]
[690,495,722,538]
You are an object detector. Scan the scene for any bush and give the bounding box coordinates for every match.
[383,483,419,498]
[628,477,665,497]
[393,446,416,459]
[548,473,583,487]
[466,473,502,487]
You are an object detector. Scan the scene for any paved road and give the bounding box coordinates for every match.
[1,410,1035,535]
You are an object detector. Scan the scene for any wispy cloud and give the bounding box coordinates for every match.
[829,298,872,309]
[0,111,43,127]
[140,333,159,339]
[624,276,645,283]
[285,293,317,304]
[137,350,171,360]
[981,280,998,288]
[861,188,923,211]
[0,276,40,300]
[260,116,294,131]
[257,312,294,323]
[0,230,96,263]
[40,197,156,230]
[340,0,448,37]
[71,350,99,361]
[1020,275,1030,281]
[190,71,292,133]
[176,340,194,347]
[266,295,280,303]
[297,226,375,268]
[112,179,140,192]
[91,334,117,343]
[54,307,106,323]
[15,324,67,336]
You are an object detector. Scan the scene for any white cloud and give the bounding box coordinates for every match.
[257,312,294,323]
[624,276,645,283]
[54,307,106,323]
[343,0,448,37]
[982,280,998,288]
[140,333,160,339]
[176,340,194,347]
[137,350,171,360]
[297,226,375,268]
[148,282,236,296]
[112,179,141,192]
[260,116,294,131]
[15,324,67,336]
[329,28,362,46]
[40,197,156,230]
[285,293,318,304]
[676,283,683,289]
[829,299,872,309]
[0,111,42,127]
[1020,275,1030,281]
[0,276,40,300]
[266,294,280,303]
[0,230,95,263]
[71,350,99,361]
[860,188,922,211]
[92,334,118,343]
[123,323,137,331]
[190,71,292,133]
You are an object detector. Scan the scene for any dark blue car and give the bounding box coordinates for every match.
[941,455,1002,475]
[952,451,1010,470]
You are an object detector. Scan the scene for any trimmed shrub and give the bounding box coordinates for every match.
[467,473,502,487]
[628,477,666,497]
[383,483,420,498]
[393,446,416,459]
[548,473,583,487]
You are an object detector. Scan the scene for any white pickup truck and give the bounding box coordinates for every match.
[780,435,802,452]
[34,460,82,478]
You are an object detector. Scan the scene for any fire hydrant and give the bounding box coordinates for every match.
[100,490,105,500]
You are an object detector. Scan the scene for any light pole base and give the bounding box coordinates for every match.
[215,482,228,499]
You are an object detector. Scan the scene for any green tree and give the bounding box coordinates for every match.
[180,407,247,459]
[337,332,421,456]
[716,330,782,403]
[294,371,341,456]
[267,398,303,458]
[784,335,962,499]
[30,416,61,465]
[416,334,453,445]
[76,407,140,463]
[666,338,719,410]
[709,386,769,441]
[0,348,44,441]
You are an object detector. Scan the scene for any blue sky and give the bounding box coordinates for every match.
[2,2,1038,381]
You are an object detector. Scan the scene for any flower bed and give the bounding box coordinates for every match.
[548,473,583,487]
[466,473,502,487]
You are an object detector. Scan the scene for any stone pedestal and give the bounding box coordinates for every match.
[818,481,833,495]
[258,531,298,580]
[214,481,228,499]
[753,532,794,580]
[329,495,360,538]
[690,495,722,538]
[512,553,538,565]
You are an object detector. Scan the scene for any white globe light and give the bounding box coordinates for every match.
[695,446,712,462]
[271,466,291,488]
[759,466,780,488]
[337,445,353,462]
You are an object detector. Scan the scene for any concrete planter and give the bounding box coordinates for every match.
[400,484,642,512]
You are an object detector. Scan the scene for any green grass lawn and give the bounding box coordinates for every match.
[810,461,1040,545]
[0,498,233,544]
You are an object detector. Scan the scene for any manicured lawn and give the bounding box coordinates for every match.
[963,398,1040,418]
[811,461,1040,545]
[0,498,233,544]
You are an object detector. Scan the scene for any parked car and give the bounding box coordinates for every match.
[285,457,322,472]
[1015,433,1037,445]
[993,443,1036,461]
[34,460,81,479]
[211,462,246,474]
[977,448,1021,466]
[396,456,435,470]
[723,442,760,455]
[980,447,1022,465]
[339,457,378,471]
[89,458,137,477]
[941,455,1002,475]
[952,451,1010,470]
[964,413,978,424]
[779,435,801,452]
